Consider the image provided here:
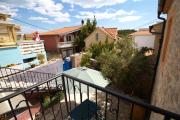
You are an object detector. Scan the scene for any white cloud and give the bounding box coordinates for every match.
[0,4,18,17]
[19,25,46,34]
[29,16,55,24]
[0,0,70,23]
[29,17,49,21]
[62,0,127,8]
[118,16,141,22]
[54,17,71,22]
[75,9,135,20]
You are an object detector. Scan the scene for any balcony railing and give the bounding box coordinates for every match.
[0,67,55,91]
[0,70,180,120]
[17,40,45,55]
[57,41,73,48]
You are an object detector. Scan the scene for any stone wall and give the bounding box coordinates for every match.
[150,0,180,119]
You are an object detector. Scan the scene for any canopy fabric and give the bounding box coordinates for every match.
[63,67,110,88]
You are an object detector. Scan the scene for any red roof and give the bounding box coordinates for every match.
[100,27,118,39]
[40,25,81,35]
[130,29,152,36]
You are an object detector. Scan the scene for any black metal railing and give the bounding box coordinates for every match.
[0,73,180,120]
[0,67,55,91]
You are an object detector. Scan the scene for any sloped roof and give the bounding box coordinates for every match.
[99,27,118,39]
[40,25,81,36]
[130,29,152,36]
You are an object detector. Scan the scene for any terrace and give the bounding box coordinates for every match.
[0,67,180,120]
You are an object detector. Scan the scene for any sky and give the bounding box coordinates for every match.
[0,0,159,33]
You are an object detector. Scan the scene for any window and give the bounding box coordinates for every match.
[68,36,71,41]
[67,35,71,42]
[96,33,98,41]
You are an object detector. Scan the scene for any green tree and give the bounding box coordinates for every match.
[80,37,115,68]
[118,29,136,38]
[97,37,153,99]
[74,17,97,51]
[80,52,92,67]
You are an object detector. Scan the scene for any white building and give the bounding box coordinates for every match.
[130,28,155,49]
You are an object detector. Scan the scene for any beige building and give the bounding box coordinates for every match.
[85,27,118,49]
[150,0,180,119]
[130,28,155,49]
[0,13,20,47]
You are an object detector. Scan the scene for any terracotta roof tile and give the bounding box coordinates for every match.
[40,25,81,35]
[130,30,152,36]
[100,27,118,39]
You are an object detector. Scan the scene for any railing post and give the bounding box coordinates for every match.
[62,74,69,114]
[24,92,33,120]
[130,103,134,120]
[8,99,17,120]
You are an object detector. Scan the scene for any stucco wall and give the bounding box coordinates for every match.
[85,28,114,48]
[152,23,163,56]
[150,0,180,119]
[132,35,155,48]
[40,35,58,52]
[0,47,23,67]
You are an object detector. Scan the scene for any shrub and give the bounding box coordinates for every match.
[6,64,16,67]
[30,64,36,68]
[80,52,92,67]
[37,53,45,64]
[43,92,64,109]
[98,37,153,100]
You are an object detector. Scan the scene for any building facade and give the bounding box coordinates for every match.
[150,0,180,119]
[130,28,155,49]
[40,25,81,58]
[0,13,22,67]
[0,13,47,69]
[85,27,117,49]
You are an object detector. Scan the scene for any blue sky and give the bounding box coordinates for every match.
[0,0,159,33]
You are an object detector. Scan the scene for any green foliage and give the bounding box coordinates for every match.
[74,17,97,51]
[88,39,114,59]
[115,37,137,61]
[80,52,92,67]
[139,47,154,54]
[6,64,16,67]
[37,53,45,64]
[89,43,102,59]
[97,37,153,99]
[43,92,64,109]
[118,29,136,37]
[80,33,153,100]
[81,38,114,68]
[30,64,36,68]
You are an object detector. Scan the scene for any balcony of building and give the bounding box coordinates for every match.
[57,41,74,49]
[0,67,180,120]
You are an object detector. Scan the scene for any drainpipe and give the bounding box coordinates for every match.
[149,11,166,102]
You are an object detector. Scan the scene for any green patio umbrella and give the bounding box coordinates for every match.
[63,67,110,88]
